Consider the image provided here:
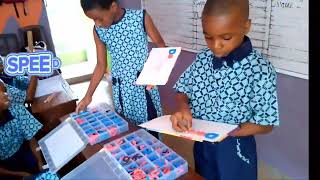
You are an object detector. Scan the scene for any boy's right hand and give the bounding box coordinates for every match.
[170,110,192,132]
[75,96,92,114]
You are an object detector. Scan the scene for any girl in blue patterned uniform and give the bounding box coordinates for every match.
[77,0,166,132]
[171,0,280,180]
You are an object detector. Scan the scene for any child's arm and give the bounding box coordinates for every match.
[76,29,107,113]
[144,11,166,48]
[25,76,38,103]
[0,167,32,178]
[170,93,193,132]
[230,123,273,137]
[29,137,43,171]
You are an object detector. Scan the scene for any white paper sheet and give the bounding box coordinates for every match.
[136,47,182,85]
[44,123,86,169]
[35,75,74,98]
[139,115,238,142]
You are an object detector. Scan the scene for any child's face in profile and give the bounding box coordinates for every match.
[85,5,117,28]
[202,10,251,58]
[0,80,9,111]
[0,59,3,73]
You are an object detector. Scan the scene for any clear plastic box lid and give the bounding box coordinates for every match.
[38,102,120,173]
[61,149,132,180]
[38,118,89,173]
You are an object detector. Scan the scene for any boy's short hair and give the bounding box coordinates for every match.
[202,0,249,20]
[80,0,116,11]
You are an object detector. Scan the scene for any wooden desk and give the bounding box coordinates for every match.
[56,115,203,180]
[31,75,77,136]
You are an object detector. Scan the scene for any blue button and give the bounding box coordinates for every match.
[205,133,218,139]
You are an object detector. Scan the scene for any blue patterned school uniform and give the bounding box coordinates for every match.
[0,75,44,177]
[174,36,279,180]
[95,9,162,125]
[23,171,60,180]
[34,172,60,180]
[0,109,42,160]
[0,75,40,128]
[0,75,43,159]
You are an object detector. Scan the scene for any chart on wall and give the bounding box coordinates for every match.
[141,0,308,79]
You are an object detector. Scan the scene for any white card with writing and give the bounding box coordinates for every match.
[136,47,181,85]
[139,115,239,143]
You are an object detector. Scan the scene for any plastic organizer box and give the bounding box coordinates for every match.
[70,108,129,145]
[62,129,188,180]
[38,104,129,173]
[105,129,189,179]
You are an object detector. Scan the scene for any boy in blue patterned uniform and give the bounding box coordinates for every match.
[170,0,280,179]
[77,0,165,137]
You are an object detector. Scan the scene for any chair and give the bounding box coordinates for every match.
[0,33,20,56]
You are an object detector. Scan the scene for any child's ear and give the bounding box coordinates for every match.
[244,19,251,35]
[111,1,118,11]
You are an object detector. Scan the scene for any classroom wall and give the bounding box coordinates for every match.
[0,0,54,51]
[119,0,309,179]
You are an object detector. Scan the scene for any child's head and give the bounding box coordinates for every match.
[81,0,119,28]
[202,0,251,58]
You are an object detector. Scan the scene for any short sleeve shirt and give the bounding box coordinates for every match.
[174,37,280,126]
[0,106,42,160]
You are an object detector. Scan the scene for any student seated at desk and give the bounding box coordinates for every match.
[0,79,38,178]
[0,59,38,121]
[0,79,59,180]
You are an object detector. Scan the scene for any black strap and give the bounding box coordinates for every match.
[112,77,124,115]
[145,88,157,120]
[118,79,124,114]
[136,71,157,120]
[22,1,27,16]
[13,2,19,18]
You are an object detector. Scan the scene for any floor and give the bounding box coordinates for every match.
[70,76,113,108]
